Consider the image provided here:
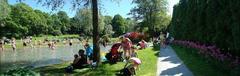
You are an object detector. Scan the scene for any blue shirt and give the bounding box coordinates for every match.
[86,46,93,56]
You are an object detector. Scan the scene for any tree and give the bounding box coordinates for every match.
[112,14,126,36]
[0,0,11,20]
[74,8,92,36]
[104,15,112,25]
[15,0,120,66]
[35,0,101,65]
[129,0,169,37]
[168,0,240,56]
[0,0,11,37]
[125,18,137,32]
[50,14,62,35]
[57,11,70,34]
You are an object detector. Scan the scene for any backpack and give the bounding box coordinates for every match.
[65,66,73,73]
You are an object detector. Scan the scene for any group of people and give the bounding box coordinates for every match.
[0,38,16,51]
[65,41,94,72]
[0,36,78,51]
[155,31,174,48]
[66,36,146,75]
[71,36,145,75]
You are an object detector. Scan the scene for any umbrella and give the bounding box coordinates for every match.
[130,57,141,65]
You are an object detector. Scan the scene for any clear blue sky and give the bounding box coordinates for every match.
[8,0,179,18]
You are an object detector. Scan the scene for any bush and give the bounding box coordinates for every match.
[169,0,240,56]
[3,67,40,76]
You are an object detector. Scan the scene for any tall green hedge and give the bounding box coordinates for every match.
[169,0,240,56]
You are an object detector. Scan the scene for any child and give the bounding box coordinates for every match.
[131,46,138,57]
[120,57,141,76]
[11,38,16,51]
[72,54,80,67]
[0,39,4,51]
[121,38,133,60]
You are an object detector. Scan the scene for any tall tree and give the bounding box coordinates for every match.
[0,0,11,37]
[129,0,169,37]
[112,14,126,36]
[57,11,70,34]
[0,0,11,20]
[74,8,92,36]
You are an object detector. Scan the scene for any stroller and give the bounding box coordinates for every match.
[105,43,123,63]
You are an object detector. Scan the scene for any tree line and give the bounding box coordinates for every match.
[0,1,136,38]
[168,0,240,56]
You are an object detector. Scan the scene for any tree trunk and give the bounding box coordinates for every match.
[91,0,101,65]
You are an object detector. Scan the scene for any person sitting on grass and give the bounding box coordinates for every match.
[65,49,89,73]
[72,54,80,66]
[72,49,89,69]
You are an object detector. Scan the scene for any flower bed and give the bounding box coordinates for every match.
[173,40,240,67]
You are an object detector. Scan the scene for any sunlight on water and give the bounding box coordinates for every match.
[0,44,111,72]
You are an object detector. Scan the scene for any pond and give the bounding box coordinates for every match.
[0,43,111,73]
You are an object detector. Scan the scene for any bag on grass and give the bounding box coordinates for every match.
[65,65,73,73]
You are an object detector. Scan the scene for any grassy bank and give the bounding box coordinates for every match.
[34,47,158,76]
[172,45,229,76]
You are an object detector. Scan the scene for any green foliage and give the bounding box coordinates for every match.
[3,67,40,76]
[130,0,170,37]
[0,0,11,20]
[169,0,240,56]
[0,2,117,39]
[111,14,126,36]
[57,11,70,34]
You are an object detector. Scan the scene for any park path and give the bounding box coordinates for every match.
[156,46,194,76]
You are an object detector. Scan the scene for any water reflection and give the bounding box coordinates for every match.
[0,44,110,73]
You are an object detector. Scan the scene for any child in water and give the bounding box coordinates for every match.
[11,38,16,51]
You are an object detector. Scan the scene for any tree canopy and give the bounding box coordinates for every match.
[129,0,171,37]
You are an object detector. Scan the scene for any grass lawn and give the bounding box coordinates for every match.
[34,47,158,76]
[172,45,229,76]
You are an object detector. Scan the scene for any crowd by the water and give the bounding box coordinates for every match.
[65,32,173,75]
[0,36,83,51]
[0,32,173,75]
[65,36,146,75]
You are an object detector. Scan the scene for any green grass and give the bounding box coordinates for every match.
[172,45,229,76]
[34,47,158,76]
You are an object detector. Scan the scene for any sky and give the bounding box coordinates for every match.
[8,0,179,18]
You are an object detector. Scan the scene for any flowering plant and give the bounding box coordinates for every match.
[173,40,240,67]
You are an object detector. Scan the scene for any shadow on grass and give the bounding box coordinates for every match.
[34,61,124,76]
[153,44,160,51]
[35,65,92,76]
[152,44,160,57]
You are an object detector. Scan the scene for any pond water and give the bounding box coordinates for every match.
[0,43,111,73]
